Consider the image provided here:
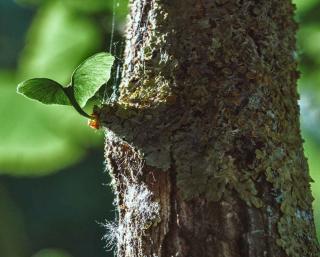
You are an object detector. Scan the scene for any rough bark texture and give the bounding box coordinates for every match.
[101,0,320,256]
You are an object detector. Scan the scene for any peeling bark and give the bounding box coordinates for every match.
[102,0,320,256]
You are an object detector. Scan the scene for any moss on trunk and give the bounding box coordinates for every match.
[101,0,320,256]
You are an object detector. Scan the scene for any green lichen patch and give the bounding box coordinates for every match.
[103,0,320,255]
[277,214,319,257]
[119,1,177,109]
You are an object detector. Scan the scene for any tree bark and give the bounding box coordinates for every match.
[101,0,320,256]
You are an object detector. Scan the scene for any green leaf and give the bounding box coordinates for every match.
[72,52,114,107]
[0,72,102,176]
[17,78,70,105]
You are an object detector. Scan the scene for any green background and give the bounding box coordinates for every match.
[0,0,319,256]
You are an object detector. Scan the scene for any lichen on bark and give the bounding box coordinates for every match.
[101,0,320,256]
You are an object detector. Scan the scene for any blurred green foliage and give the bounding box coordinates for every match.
[1,152,115,257]
[31,249,73,257]
[294,0,320,236]
[0,0,127,256]
[0,0,127,175]
[0,0,319,256]
[0,184,29,257]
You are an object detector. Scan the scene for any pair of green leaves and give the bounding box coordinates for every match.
[17,52,114,118]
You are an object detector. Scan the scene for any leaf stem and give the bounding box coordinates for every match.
[63,86,92,119]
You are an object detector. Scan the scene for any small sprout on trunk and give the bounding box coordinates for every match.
[88,105,102,130]
[17,52,115,127]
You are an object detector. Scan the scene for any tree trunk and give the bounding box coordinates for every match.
[101,0,320,256]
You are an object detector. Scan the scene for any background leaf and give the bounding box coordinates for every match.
[18,0,102,85]
[72,52,114,107]
[17,78,70,105]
